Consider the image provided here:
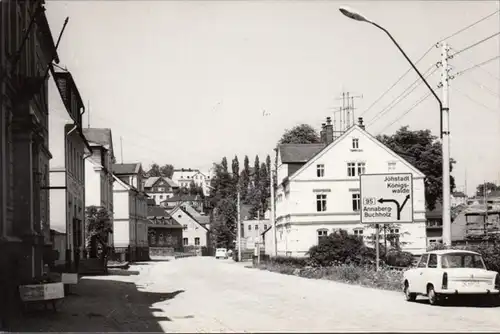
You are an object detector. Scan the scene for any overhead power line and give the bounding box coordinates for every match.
[378,92,433,134]
[448,32,500,58]
[454,55,500,78]
[452,86,499,113]
[359,9,499,119]
[366,64,438,127]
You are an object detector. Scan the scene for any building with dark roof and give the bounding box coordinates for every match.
[143,176,179,205]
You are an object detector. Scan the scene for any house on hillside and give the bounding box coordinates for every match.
[112,163,149,261]
[269,117,427,257]
[147,206,183,256]
[179,202,211,230]
[83,128,116,248]
[160,194,204,212]
[143,176,179,205]
[169,205,210,249]
[452,203,500,245]
[171,168,211,196]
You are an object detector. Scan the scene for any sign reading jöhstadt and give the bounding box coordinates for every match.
[360,173,414,224]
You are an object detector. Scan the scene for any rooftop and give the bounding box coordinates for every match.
[278,143,325,163]
[82,128,113,149]
[144,176,178,188]
[113,163,141,175]
[147,206,169,218]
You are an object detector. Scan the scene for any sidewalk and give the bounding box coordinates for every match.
[8,266,180,332]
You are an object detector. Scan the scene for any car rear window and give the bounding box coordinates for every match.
[441,253,485,269]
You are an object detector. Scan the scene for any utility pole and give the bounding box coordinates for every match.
[270,162,277,257]
[257,210,261,265]
[237,190,242,262]
[335,92,363,132]
[87,100,91,128]
[120,136,124,164]
[441,41,452,247]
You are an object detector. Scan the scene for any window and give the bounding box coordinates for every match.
[316,164,325,177]
[195,237,200,246]
[352,138,359,149]
[357,162,366,175]
[417,254,429,268]
[347,162,356,177]
[254,224,258,230]
[183,238,188,246]
[248,225,252,230]
[317,229,328,244]
[158,187,164,192]
[264,224,268,230]
[388,162,396,172]
[183,224,187,230]
[389,228,400,248]
[159,195,163,199]
[316,194,327,212]
[428,254,438,268]
[353,228,363,236]
[352,193,360,211]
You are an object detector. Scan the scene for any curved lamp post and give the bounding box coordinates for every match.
[339,6,452,247]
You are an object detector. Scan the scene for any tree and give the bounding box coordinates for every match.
[240,155,251,201]
[231,155,239,186]
[376,126,456,211]
[476,182,499,196]
[147,163,161,177]
[85,206,113,261]
[160,164,174,178]
[278,124,321,145]
[221,157,228,173]
[253,155,260,188]
[258,162,270,214]
[266,154,271,175]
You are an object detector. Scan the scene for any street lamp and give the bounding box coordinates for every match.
[339,6,452,247]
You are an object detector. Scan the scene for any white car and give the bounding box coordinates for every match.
[403,249,500,305]
[215,248,228,259]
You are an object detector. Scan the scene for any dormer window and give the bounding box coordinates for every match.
[352,138,359,149]
[316,164,325,177]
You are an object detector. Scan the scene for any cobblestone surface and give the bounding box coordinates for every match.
[10,257,500,332]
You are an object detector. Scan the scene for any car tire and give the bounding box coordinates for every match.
[427,285,441,306]
[215,257,219,259]
[404,282,417,302]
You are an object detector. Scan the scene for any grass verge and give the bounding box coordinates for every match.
[255,262,404,292]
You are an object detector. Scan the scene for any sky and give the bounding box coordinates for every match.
[46,0,500,196]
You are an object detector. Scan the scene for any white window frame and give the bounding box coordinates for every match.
[194,237,200,246]
[352,138,359,149]
[316,164,325,178]
[316,194,327,212]
[317,229,328,244]
[183,237,188,246]
[352,193,360,211]
[357,162,366,176]
[347,162,356,177]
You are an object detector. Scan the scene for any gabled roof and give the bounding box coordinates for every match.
[147,206,169,218]
[169,206,209,231]
[113,163,141,175]
[278,143,325,163]
[83,128,113,149]
[289,125,425,181]
[144,176,178,188]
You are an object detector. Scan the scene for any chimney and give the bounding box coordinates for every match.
[325,117,333,144]
[320,123,326,143]
[358,117,365,130]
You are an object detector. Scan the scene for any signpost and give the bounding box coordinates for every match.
[360,173,414,271]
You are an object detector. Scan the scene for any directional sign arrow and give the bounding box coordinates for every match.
[378,194,410,221]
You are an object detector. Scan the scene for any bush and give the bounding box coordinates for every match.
[269,256,309,267]
[384,250,414,268]
[307,229,376,267]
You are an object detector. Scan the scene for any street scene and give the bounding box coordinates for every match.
[0,0,499,332]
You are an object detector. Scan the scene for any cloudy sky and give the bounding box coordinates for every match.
[46,0,499,195]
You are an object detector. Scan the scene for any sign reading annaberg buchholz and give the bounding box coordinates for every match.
[360,173,414,224]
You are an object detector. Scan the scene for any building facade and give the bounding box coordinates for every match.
[161,194,204,212]
[147,206,183,256]
[274,118,427,257]
[242,219,270,249]
[49,72,92,270]
[143,176,178,205]
[169,206,209,248]
[1,0,61,290]
[83,128,115,247]
[171,168,211,195]
[112,163,149,261]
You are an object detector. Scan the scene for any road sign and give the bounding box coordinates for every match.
[360,173,414,224]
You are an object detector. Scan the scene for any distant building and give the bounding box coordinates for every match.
[269,117,427,257]
[171,168,211,196]
[451,191,467,207]
[112,163,149,261]
[161,194,204,213]
[242,219,270,249]
[169,206,209,249]
[147,206,183,256]
[83,128,116,247]
[143,176,179,205]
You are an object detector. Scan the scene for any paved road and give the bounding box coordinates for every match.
[11,257,500,332]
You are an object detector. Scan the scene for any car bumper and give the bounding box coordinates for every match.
[439,288,500,295]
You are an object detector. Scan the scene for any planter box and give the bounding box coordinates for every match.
[19,282,65,302]
[61,273,79,285]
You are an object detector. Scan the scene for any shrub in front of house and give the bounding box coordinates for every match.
[307,229,376,267]
[384,249,414,268]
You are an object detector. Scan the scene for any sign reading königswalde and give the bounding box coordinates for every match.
[360,173,414,224]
